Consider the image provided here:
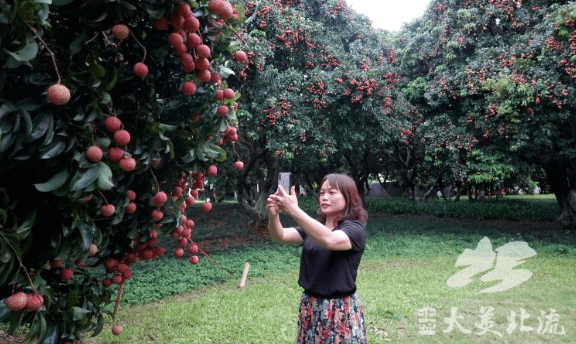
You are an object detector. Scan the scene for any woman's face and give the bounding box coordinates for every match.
[318,180,346,218]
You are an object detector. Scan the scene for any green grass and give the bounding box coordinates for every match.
[93,212,576,344]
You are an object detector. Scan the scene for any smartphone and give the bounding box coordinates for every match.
[278,172,291,192]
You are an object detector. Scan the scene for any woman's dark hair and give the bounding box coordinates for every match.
[316,173,368,226]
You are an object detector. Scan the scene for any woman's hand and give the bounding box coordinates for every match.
[274,185,299,216]
[266,190,281,217]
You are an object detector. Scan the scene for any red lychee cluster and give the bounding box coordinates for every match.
[5,291,44,312]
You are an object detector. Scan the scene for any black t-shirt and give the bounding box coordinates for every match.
[295,220,366,298]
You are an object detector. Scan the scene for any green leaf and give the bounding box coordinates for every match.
[38,322,58,344]
[79,223,93,250]
[28,113,51,141]
[34,170,67,193]
[69,30,88,56]
[4,40,38,62]
[96,162,114,190]
[40,140,66,159]
[70,166,100,191]
[53,0,75,5]
[0,249,11,263]
[72,306,90,321]
[0,300,11,322]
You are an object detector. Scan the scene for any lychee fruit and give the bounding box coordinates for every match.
[234,161,244,171]
[185,196,195,206]
[47,84,71,106]
[184,16,200,32]
[174,248,185,258]
[119,157,136,172]
[133,62,149,78]
[201,200,212,213]
[207,164,217,176]
[25,293,44,311]
[60,268,74,281]
[197,69,212,82]
[233,50,247,63]
[112,24,130,40]
[223,88,235,99]
[154,17,169,30]
[182,81,197,95]
[125,202,137,214]
[104,116,122,132]
[189,255,199,264]
[114,130,131,146]
[215,90,224,100]
[217,105,229,117]
[151,209,164,221]
[112,324,123,336]
[108,147,124,162]
[153,191,168,207]
[89,243,98,256]
[86,145,103,163]
[102,278,113,288]
[188,244,199,254]
[210,72,221,85]
[195,58,210,71]
[168,32,184,47]
[101,204,116,217]
[187,33,202,49]
[126,190,136,201]
[5,292,28,312]
[196,45,211,59]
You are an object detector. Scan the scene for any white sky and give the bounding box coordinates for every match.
[345,0,431,32]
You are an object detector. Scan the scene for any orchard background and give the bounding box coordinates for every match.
[1,0,576,343]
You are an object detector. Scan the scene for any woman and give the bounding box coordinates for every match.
[267,173,368,344]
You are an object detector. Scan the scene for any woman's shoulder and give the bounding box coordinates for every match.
[339,219,365,230]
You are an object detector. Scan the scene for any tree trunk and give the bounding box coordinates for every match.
[543,161,576,229]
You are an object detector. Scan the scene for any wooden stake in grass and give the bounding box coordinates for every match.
[238,262,250,289]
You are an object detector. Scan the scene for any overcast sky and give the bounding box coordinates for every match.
[345,0,431,32]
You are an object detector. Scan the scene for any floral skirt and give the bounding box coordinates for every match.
[297,293,367,344]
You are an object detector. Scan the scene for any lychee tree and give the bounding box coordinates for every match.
[226,0,411,217]
[0,0,247,342]
[395,0,576,225]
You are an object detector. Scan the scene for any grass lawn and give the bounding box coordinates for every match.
[93,213,576,344]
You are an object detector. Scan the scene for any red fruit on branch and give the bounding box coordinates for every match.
[189,255,199,264]
[104,116,122,132]
[195,58,210,71]
[102,278,113,288]
[6,292,28,312]
[108,147,124,162]
[217,105,229,117]
[119,157,136,172]
[154,17,169,30]
[207,164,218,176]
[89,244,98,256]
[174,248,185,257]
[133,62,149,78]
[86,145,103,163]
[197,69,211,82]
[47,84,71,105]
[125,202,137,214]
[114,130,131,146]
[111,24,130,40]
[182,81,197,95]
[60,268,74,281]
[184,16,200,32]
[188,244,199,254]
[215,89,224,100]
[223,88,235,99]
[101,204,116,217]
[25,293,44,311]
[168,32,184,47]
[187,33,202,49]
[234,161,244,171]
[185,196,195,206]
[126,190,136,201]
[151,209,164,221]
[201,200,212,213]
[196,44,211,59]
[153,191,168,207]
[233,50,247,62]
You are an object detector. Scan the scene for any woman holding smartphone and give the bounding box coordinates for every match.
[267,173,368,344]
